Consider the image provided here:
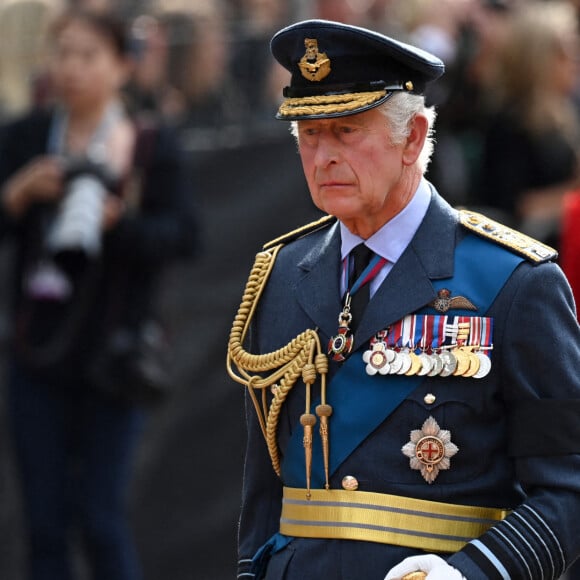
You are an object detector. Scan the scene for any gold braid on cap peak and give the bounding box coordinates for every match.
[278,89,387,117]
[226,243,330,490]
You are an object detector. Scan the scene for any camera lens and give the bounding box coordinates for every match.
[46,174,106,259]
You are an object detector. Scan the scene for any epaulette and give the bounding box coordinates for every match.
[459,209,557,263]
[263,214,337,250]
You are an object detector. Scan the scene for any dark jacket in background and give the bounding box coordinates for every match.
[0,108,199,381]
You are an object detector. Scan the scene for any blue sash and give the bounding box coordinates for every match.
[281,233,524,487]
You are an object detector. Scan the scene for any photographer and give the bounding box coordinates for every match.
[0,8,197,580]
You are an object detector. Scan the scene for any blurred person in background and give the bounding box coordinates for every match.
[72,0,115,14]
[230,0,289,126]
[0,8,197,580]
[561,192,580,320]
[559,191,580,580]
[162,4,233,129]
[126,2,242,152]
[142,2,237,133]
[314,0,379,27]
[408,0,515,209]
[123,1,235,135]
[123,13,183,121]
[477,0,580,249]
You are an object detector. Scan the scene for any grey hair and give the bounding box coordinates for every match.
[378,92,437,174]
[290,92,437,174]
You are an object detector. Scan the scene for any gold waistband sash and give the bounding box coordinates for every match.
[280,487,509,553]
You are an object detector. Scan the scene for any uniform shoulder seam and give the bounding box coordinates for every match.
[459,209,557,263]
[263,214,337,250]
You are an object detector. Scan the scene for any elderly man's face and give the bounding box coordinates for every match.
[297,108,407,234]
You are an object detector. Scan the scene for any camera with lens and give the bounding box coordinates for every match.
[45,158,116,262]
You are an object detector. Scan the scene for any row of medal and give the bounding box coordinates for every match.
[362,314,493,379]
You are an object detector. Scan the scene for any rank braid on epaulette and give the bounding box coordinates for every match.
[227,233,331,488]
[459,209,557,263]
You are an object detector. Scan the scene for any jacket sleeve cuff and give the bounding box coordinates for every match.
[237,558,255,579]
[448,506,566,580]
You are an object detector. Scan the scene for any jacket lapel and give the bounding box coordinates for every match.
[295,222,343,339]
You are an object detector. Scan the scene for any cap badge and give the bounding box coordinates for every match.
[402,416,458,484]
[429,289,476,313]
[299,38,331,82]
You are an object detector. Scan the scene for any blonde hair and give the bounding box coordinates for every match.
[493,1,579,136]
[0,0,63,118]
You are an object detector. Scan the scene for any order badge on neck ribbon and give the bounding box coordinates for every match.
[328,252,387,361]
[328,293,355,361]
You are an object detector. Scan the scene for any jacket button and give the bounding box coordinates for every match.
[424,393,436,405]
[342,475,359,490]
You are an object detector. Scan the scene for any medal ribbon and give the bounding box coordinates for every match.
[340,257,349,295]
[470,317,480,349]
[480,317,493,359]
[445,316,459,347]
[432,315,444,351]
[413,315,424,353]
[457,315,470,346]
[401,315,415,350]
[390,317,404,349]
[420,314,434,352]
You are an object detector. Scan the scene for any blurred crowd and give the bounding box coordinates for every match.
[0,0,580,579]
[2,0,580,246]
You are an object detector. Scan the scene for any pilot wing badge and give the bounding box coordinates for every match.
[430,289,477,313]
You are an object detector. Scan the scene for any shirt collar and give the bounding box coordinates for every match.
[340,178,431,262]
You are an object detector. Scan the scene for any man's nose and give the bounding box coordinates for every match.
[314,134,340,167]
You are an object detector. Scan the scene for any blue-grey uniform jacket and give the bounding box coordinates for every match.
[235,190,580,579]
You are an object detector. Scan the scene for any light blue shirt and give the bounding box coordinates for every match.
[340,178,431,297]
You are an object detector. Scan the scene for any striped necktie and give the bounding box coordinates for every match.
[349,243,374,331]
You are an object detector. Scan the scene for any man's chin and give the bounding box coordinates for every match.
[323,206,362,222]
[315,197,361,219]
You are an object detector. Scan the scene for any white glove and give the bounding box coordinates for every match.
[385,554,466,580]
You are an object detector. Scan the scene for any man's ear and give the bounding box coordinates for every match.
[402,113,429,166]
